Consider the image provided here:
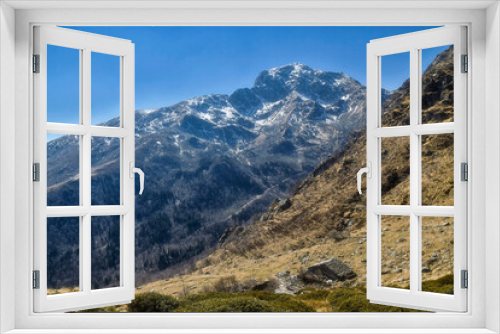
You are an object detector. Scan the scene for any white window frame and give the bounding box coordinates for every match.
[33,26,136,312]
[1,2,498,333]
[365,26,467,312]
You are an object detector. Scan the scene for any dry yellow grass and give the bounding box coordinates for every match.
[49,129,455,304]
[47,287,79,295]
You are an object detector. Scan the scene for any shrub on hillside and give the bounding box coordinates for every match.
[128,292,180,312]
[212,275,240,292]
[296,288,331,301]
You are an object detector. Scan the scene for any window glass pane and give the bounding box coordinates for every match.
[381,136,410,205]
[47,134,80,206]
[91,137,121,205]
[91,52,120,127]
[92,216,121,290]
[47,217,80,295]
[381,52,410,127]
[421,45,454,124]
[381,215,410,289]
[421,133,454,206]
[421,217,454,294]
[47,45,80,124]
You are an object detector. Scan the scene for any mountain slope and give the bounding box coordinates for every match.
[46,63,370,288]
[133,46,455,296]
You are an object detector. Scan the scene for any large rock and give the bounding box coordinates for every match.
[305,257,356,282]
[277,198,292,212]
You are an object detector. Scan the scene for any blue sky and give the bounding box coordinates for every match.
[48,26,444,127]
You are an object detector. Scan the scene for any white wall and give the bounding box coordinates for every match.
[3,3,495,332]
[486,2,500,333]
[0,1,16,333]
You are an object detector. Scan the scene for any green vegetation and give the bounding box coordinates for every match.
[177,290,314,312]
[123,290,314,313]
[178,297,283,312]
[421,274,454,295]
[77,275,454,313]
[328,287,418,312]
[128,292,180,312]
[296,288,331,300]
[328,275,454,312]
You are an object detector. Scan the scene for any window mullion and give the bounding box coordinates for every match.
[81,214,91,294]
[409,47,421,294]
[78,48,84,293]
[82,48,92,294]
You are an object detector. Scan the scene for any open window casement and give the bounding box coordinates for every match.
[362,26,467,312]
[33,26,140,312]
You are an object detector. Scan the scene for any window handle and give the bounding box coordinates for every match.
[129,162,145,195]
[357,162,371,195]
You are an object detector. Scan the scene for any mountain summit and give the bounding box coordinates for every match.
[253,63,356,103]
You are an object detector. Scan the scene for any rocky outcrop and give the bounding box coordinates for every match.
[253,258,356,295]
[277,198,292,212]
[272,271,306,295]
[303,257,356,283]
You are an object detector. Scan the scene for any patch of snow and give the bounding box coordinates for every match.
[334,76,349,87]
[255,100,282,121]
[138,108,157,114]
[172,135,184,155]
[197,112,214,122]
[173,135,180,147]
[144,119,163,133]
[296,93,311,101]
[220,106,236,119]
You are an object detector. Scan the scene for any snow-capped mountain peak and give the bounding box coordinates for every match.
[46,62,368,287]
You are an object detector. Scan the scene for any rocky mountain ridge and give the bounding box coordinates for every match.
[47,63,371,288]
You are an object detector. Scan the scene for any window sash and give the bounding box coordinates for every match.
[366,26,468,312]
[33,26,136,313]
